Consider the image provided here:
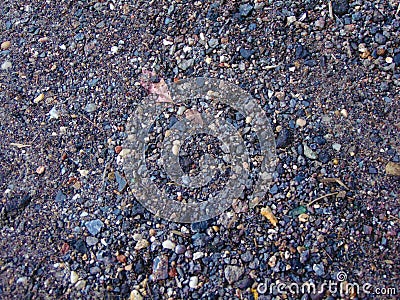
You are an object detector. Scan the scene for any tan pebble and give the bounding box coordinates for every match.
[296,118,307,127]
[34,93,45,104]
[333,158,339,165]
[261,206,278,227]
[385,57,393,64]
[36,166,45,174]
[1,41,11,50]
[38,37,49,43]
[275,91,285,101]
[172,144,180,156]
[298,213,309,222]
[340,109,348,117]
[360,50,370,59]
[385,162,400,176]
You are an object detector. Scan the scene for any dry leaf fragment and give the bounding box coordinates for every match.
[140,70,173,103]
[261,206,278,227]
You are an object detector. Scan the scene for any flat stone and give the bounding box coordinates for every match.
[303,143,317,160]
[84,103,97,113]
[74,33,85,41]
[1,61,12,70]
[70,271,79,284]
[85,219,104,235]
[189,276,199,288]
[224,265,244,284]
[239,48,254,59]
[239,3,253,17]
[313,263,325,276]
[152,255,169,281]
[115,171,127,192]
[86,236,99,246]
[162,240,176,250]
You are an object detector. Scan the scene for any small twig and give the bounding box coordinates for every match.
[146,281,154,300]
[320,177,350,190]
[264,64,281,70]
[100,161,111,192]
[322,248,333,261]
[10,142,31,149]
[78,113,102,131]
[328,1,334,19]
[307,192,339,207]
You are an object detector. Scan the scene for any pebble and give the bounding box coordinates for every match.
[55,190,66,203]
[287,16,297,25]
[162,240,176,250]
[303,143,317,160]
[374,33,387,45]
[313,263,325,276]
[268,255,277,268]
[85,219,104,235]
[134,239,149,250]
[224,265,244,284]
[276,128,293,148]
[363,225,373,235]
[300,249,310,263]
[1,41,11,50]
[189,276,199,288]
[385,162,400,176]
[74,33,85,41]
[48,106,60,119]
[368,166,378,174]
[332,143,342,151]
[130,290,143,300]
[152,255,169,281]
[298,213,309,222]
[172,144,180,156]
[75,280,86,290]
[239,48,254,60]
[86,236,98,246]
[115,171,127,192]
[179,59,194,71]
[296,118,307,127]
[332,0,349,16]
[193,251,204,260]
[70,271,79,284]
[1,61,12,70]
[314,18,325,29]
[394,53,400,66]
[36,166,45,175]
[33,93,45,104]
[84,103,97,113]
[175,245,186,254]
[90,266,101,275]
[239,3,253,17]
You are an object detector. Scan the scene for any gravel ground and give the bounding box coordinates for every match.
[1,0,399,299]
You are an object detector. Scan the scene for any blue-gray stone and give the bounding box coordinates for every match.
[85,219,104,235]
